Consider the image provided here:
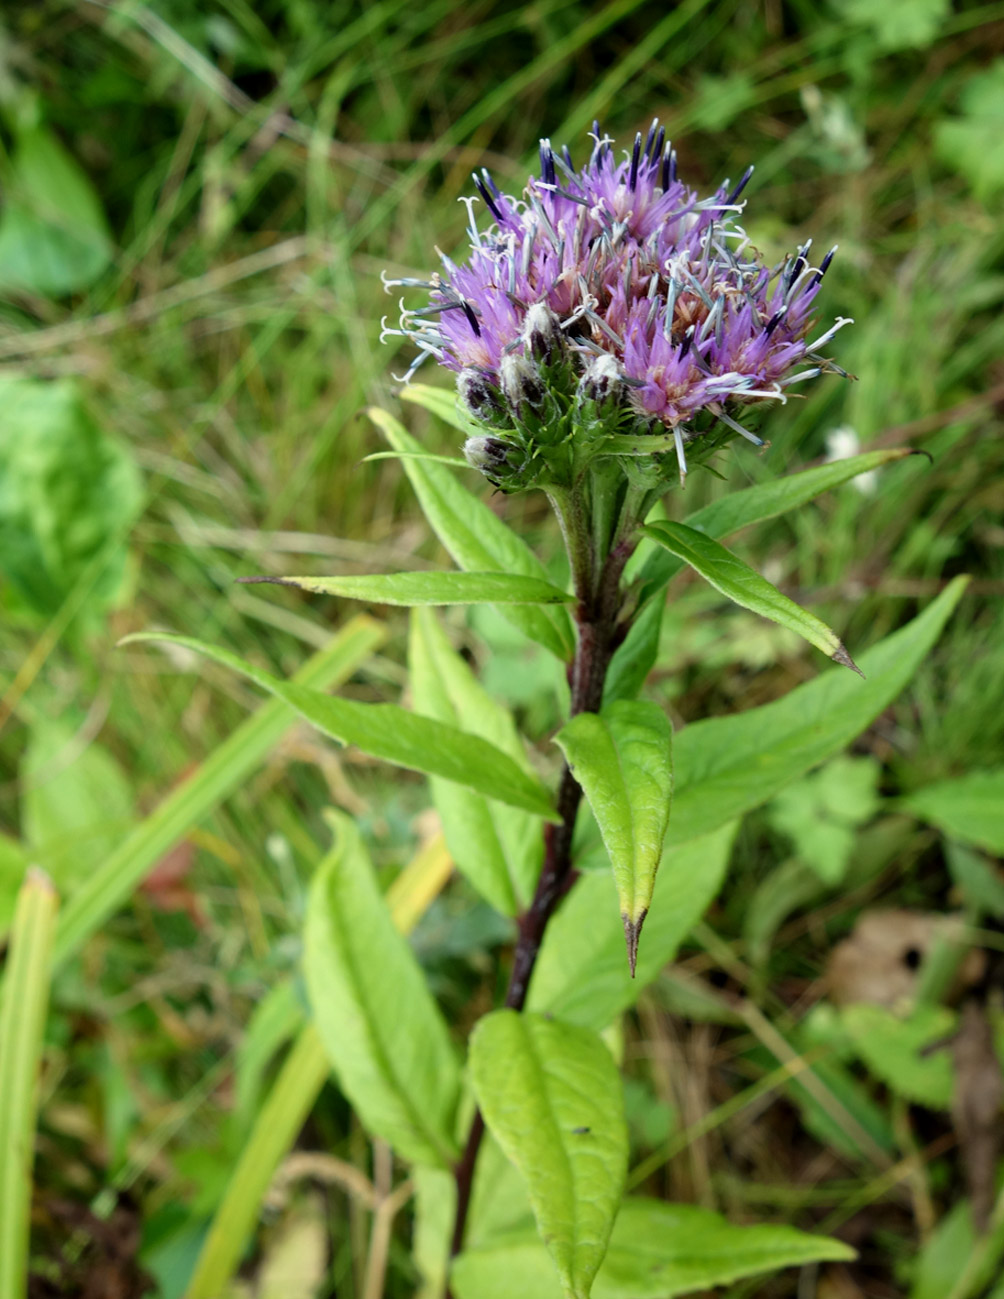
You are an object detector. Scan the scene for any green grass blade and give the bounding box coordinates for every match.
[183,1024,330,1299]
[0,869,59,1299]
[53,616,384,968]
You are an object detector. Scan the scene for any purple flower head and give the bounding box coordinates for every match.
[383,122,849,483]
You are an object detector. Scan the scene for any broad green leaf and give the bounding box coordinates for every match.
[635,448,920,604]
[0,125,113,296]
[452,1199,854,1299]
[0,836,30,946]
[241,570,572,605]
[123,632,557,820]
[0,870,59,1299]
[667,578,968,846]
[22,718,135,889]
[529,823,737,1029]
[841,1004,955,1109]
[54,617,383,968]
[304,814,460,1166]
[469,1011,627,1299]
[836,0,949,50]
[409,609,541,914]
[0,377,142,621]
[186,827,453,1299]
[642,520,859,670]
[935,60,1004,202]
[368,407,574,660]
[903,768,1004,855]
[555,702,673,972]
[911,1196,1004,1299]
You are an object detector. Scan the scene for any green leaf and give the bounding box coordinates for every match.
[667,578,968,846]
[529,823,737,1029]
[935,60,1004,202]
[452,1199,854,1299]
[0,377,142,621]
[0,125,113,297]
[54,617,383,968]
[368,407,574,660]
[642,520,859,671]
[22,718,135,889]
[836,0,949,50]
[0,870,59,1299]
[603,594,664,704]
[241,570,572,606]
[554,702,673,972]
[400,382,479,434]
[946,843,1004,921]
[469,1011,627,1299]
[123,632,557,820]
[304,814,460,1166]
[635,448,920,604]
[409,609,541,915]
[910,1196,1004,1299]
[903,768,1004,855]
[841,1004,955,1109]
[0,836,30,946]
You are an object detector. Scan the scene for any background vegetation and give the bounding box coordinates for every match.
[1,1,1003,1295]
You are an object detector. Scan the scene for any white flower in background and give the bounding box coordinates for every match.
[825,425,878,494]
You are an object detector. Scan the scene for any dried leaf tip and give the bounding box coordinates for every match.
[833,643,865,678]
[622,910,647,978]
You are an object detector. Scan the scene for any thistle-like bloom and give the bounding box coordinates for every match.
[383,122,848,486]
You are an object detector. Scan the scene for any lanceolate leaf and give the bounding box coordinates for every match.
[529,822,737,1029]
[239,570,573,606]
[468,1011,627,1299]
[368,408,575,660]
[451,1198,854,1299]
[636,448,921,602]
[666,578,968,846]
[304,815,460,1167]
[122,633,557,821]
[642,520,860,671]
[409,609,541,915]
[554,702,673,973]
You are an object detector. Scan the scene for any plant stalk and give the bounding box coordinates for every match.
[446,526,635,1275]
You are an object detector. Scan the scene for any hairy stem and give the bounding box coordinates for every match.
[446,535,633,1275]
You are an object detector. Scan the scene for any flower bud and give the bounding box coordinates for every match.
[580,352,623,405]
[500,353,546,416]
[522,302,565,364]
[457,368,507,426]
[463,435,512,473]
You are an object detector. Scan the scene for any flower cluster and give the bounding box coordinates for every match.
[383,122,848,489]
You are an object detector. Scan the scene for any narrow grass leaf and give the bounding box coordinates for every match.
[0,869,59,1299]
[304,813,460,1166]
[185,830,454,1299]
[554,702,673,973]
[643,520,859,670]
[54,617,383,968]
[123,632,557,820]
[902,768,1004,854]
[469,1011,627,1299]
[452,1199,854,1299]
[409,609,541,914]
[667,578,968,845]
[239,570,573,606]
[636,449,920,601]
[529,822,737,1029]
[368,407,574,660]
